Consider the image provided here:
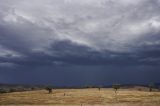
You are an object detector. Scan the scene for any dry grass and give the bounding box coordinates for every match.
[0,88,160,106]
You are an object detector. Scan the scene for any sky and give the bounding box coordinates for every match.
[0,0,160,86]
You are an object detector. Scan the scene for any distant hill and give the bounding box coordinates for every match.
[0,83,44,93]
[0,83,159,94]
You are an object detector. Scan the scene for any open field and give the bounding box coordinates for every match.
[0,88,160,106]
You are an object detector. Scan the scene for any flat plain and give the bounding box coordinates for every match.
[0,88,160,106]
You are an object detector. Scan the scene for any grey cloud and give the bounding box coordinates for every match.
[0,0,160,85]
[1,0,160,52]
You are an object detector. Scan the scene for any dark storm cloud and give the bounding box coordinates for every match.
[1,37,160,67]
[0,0,160,85]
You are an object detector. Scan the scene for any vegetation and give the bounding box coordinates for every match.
[112,84,121,93]
[149,83,154,92]
[9,88,17,93]
[98,85,102,91]
[1,84,160,105]
[85,85,96,88]
[0,88,160,105]
[98,87,101,91]
[0,86,42,94]
[0,88,9,94]
[45,87,53,94]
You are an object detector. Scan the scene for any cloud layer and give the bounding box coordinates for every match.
[0,0,160,85]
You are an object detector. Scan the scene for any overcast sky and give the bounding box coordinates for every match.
[0,0,160,86]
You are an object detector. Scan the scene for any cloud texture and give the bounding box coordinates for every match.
[0,0,160,85]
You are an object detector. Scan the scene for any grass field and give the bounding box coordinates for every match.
[0,88,160,106]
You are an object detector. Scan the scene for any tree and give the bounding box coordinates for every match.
[149,83,154,92]
[98,86,102,91]
[98,87,101,91]
[112,84,120,94]
[45,87,52,94]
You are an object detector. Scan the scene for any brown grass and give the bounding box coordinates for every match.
[0,88,160,106]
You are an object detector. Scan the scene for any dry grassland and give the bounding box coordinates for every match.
[0,88,160,106]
